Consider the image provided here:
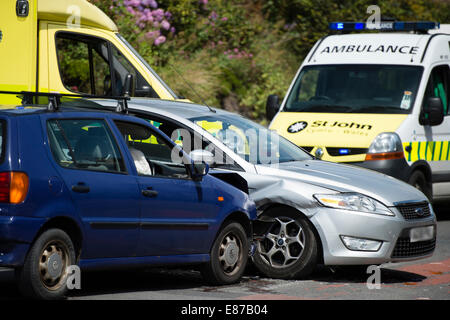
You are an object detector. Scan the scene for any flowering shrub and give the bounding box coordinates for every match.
[106,0,175,46]
[89,0,449,121]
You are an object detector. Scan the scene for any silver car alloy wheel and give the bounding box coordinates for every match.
[257,217,305,268]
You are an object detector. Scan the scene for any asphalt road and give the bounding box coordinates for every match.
[0,203,449,301]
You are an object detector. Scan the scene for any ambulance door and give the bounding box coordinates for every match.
[0,0,37,104]
[42,23,169,98]
[420,64,450,199]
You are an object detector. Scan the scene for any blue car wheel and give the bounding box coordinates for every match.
[16,229,76,300]
[201,222,248,285]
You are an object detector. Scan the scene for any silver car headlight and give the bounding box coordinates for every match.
[313,193,394,216]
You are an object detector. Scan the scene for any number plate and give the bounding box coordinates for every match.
[410,226,435,243]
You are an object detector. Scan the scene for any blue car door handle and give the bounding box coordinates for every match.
[142,188,158,198]
[72,183,90,193]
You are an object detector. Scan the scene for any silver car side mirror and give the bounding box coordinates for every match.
[189,149,214,165]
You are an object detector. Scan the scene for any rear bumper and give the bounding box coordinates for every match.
[0,216,45,267]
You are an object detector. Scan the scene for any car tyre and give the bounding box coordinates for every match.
[201,222,248,285]
[253,209,318,279]
[16,229,76,300]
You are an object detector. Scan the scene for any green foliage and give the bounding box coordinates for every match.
[88,0,449,121]
[264,0,450,59]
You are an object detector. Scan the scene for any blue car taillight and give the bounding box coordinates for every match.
[0,172,29,204]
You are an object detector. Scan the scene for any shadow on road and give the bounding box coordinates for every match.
[0,263,429,299]
[306,265,427,285]
[0,267,207,300]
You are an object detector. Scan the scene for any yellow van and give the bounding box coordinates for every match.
[0,0,177,104]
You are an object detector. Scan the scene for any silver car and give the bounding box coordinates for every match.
[96,98,437,279]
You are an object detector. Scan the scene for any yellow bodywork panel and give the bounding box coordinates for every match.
[38,0,117,32]
[270,112,407,162]
[0,0,38,104]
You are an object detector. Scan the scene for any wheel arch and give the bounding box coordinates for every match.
[220,211,252,240]
[32,216,83,261]
[409,160,433,198]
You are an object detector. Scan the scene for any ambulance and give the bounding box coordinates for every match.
[267,22,450,202]
[0,0,177,104]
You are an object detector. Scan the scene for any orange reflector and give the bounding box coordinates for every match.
[217,196,224,202]
[365,151,404,161]
[10,172,29,204]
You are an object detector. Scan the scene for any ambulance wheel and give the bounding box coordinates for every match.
[408,170,432,201]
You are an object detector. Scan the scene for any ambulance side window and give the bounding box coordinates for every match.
[110,46,158,98]
[423,65,450,115]
[56,32,158,98]
[56,34,110,95]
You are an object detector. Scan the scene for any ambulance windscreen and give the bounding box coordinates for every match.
[284,64,423,114]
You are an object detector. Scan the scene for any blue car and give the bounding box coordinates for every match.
[0,97,256,299]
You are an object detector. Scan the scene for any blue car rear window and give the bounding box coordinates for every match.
[47,119,126,173]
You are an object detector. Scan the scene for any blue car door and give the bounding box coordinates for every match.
[43,115,141,259]
[112,119,222,256]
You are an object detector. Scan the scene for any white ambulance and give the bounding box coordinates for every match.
[267,22,450,202]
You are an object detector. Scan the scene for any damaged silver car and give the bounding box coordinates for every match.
[95,98,437,279]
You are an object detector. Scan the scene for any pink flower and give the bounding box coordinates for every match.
[161,20,170,30]
[148,0,158,8]
[152,8,164,21]
[209,11,218,20]
[145,31,158,39]
[154,35,166,45]
[221,17,228,21]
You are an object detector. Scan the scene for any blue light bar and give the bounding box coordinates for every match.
[329,21,440,32]
[339,149,349,155]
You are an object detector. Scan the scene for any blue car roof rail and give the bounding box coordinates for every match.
[0,90,130,113]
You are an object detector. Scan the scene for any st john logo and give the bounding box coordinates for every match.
[288,121,308,133]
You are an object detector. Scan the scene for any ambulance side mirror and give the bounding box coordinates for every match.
[123,74,135,97]
[420,97,444,126]
[266,94,280,121]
